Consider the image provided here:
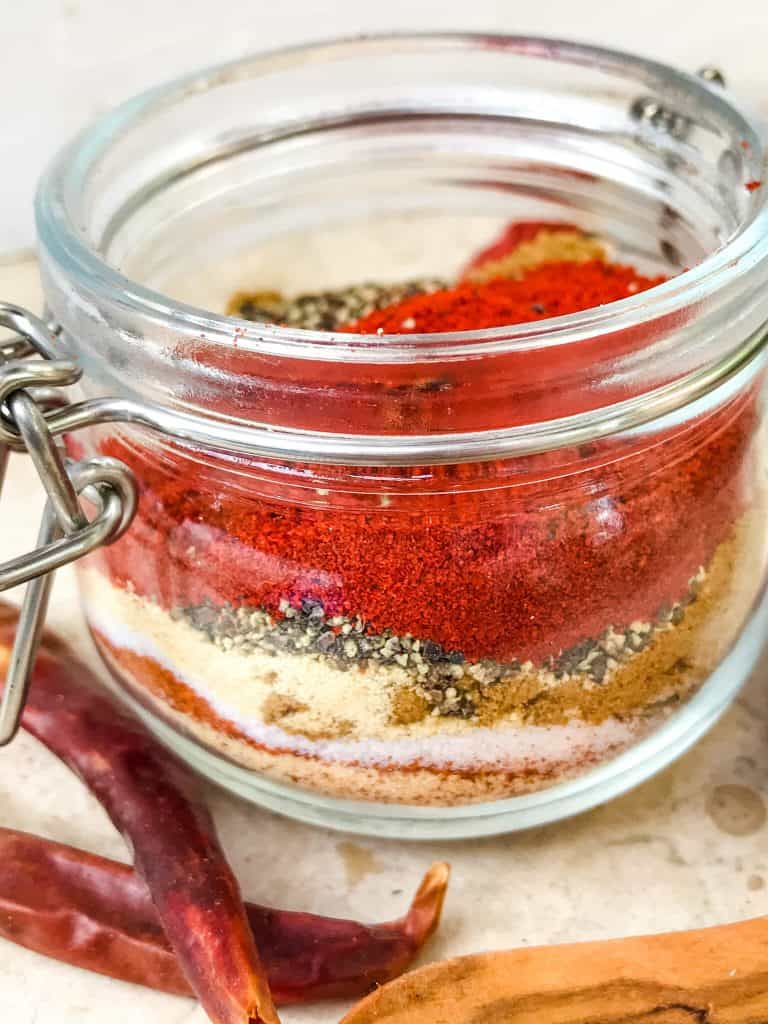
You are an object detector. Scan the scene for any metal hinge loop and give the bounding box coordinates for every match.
[0,302,138,745]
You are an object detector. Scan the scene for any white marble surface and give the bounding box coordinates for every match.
[1,256,768,1024]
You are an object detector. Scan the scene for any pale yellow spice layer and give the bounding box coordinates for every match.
[463,230,609,284]
[0,631,621,805]
[82,512,764,805]
[95,636,644,805]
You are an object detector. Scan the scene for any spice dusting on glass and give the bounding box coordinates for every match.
[76,219,766,806]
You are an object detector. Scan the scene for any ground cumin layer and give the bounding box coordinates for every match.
[81,516,761,805]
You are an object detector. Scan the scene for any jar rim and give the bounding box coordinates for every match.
[36,31,768,362]
[32,33,768,465]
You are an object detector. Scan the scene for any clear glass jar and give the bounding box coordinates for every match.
[35,34,768,838]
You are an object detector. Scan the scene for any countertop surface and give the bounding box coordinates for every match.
[2,257,768,1024]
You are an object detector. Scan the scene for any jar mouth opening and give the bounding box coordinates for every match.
[36,31,768,364]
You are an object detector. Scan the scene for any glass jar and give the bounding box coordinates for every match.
[32,34,768,838]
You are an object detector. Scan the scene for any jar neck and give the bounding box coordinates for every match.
[35,33,768,463]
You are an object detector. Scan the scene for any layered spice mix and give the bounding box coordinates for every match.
[77,221,766,805]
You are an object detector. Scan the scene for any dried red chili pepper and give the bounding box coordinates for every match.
[0,600,278,1024]
[0,827,448,1004]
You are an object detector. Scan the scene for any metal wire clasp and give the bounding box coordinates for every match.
[0,303,137,745]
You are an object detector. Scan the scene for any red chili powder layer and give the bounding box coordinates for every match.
[86,255,756,664]
[342,261,664,335]
[93,390,754,665]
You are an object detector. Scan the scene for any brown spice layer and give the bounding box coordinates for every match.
[463,229,607,284]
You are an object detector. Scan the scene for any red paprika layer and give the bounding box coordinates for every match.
[91,388,754,666]
[341,261,664,335]
[83,255,755,666]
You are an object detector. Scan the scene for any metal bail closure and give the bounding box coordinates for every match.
[0,302,137,745]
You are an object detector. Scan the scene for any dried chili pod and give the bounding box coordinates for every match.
[0,601,278,1024]
[0,827,448,1004]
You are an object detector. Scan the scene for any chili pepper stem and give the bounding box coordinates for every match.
[403,862,450,944]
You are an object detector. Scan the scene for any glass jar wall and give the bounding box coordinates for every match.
[35,35,768,836]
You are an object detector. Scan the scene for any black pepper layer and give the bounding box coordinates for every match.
[177,570,704,721]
